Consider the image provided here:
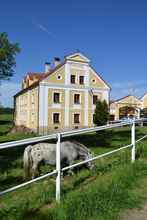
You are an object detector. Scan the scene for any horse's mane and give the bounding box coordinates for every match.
[70,141,90,154]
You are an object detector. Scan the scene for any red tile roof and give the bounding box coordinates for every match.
[14,62,64,97]
[27,73,47,81]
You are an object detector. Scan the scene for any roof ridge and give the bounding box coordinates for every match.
[111,94,141,103]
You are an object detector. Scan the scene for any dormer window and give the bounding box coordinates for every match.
[71,75,76,84]
[79,76,84,85]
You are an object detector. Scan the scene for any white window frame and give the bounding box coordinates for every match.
[73,93,81,105]
[79,75,84,85]
[70,74,76,84]
[93,94,98,105]
[91,78,96,84]
[52,112,61,124]
[72,112,81,124]
[52,91,62,104]
[56,74,62,80]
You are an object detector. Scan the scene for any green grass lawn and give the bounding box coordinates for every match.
[0,113,35,143]
[0,113,13,136]
[1,114,147,220]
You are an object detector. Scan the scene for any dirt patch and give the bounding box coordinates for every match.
[121,203,147,220]
[9,125,34,134]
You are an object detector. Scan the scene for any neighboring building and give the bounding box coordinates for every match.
[141,93,147,109]
[14,52,111,134]
[110,94,147,120]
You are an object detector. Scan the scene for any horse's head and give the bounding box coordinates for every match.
[86,150,94,170]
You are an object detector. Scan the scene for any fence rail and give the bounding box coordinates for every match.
[0,121,133,150]
[0,118,147,202]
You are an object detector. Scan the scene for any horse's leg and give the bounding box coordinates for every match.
[32,162,38,179]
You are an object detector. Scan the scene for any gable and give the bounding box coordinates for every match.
[89,68,110,89]
[141,93,147,101]
[65,52,90,63]
[117,96,141,105]
[142,94,147,108]
[42,65,65,84]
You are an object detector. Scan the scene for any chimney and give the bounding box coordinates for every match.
[54,57,61,67]
[45,62,51,73]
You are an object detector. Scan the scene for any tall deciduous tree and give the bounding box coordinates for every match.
[0,32,20,81]
[93,100,109,126]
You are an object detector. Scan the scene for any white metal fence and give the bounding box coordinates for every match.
[0,119,147,202]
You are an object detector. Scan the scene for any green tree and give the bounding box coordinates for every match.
[0,32,20,81]
[93,100,109,126]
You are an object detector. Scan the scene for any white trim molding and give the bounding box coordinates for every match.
[40,82,110,92]
[84,65,89,87]
[65,63,71,85]
[65,89,70,127]
[51,104,62,109]
[39,85,48,128]
[84,90,89,126]
[65,52,90,63]
[73,104,81,110]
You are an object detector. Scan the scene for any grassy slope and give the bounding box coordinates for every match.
[0,114,147,219]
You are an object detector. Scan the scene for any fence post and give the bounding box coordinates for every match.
[56,133,61,202]
[131,120,135,162]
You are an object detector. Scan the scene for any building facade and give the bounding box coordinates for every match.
[110,94,147,120]
[14,52,111,134]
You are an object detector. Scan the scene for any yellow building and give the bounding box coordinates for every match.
[14,52,111,134]
[141,93,147,109]
[110,94,147,120]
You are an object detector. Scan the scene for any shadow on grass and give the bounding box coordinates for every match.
[23,210,50,220]
[0,175,23,191]
[0,119,12,125]
[0,146,25,173]
[63,130,113,149]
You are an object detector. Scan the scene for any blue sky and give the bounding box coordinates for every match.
[1,0,147,107]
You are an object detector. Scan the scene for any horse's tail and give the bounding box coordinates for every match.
[23,145,32,180]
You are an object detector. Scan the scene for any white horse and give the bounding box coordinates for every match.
[23,141,94,179]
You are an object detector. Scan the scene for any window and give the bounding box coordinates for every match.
[57,74,62,80]
[53,93,60,103]
[93,95,98,105]
[79,76,84,84]
[74,114,80,124]
[74,94,80,104]
[71,75,76,84]
[92,79,96,83]
[53,113,60,124]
